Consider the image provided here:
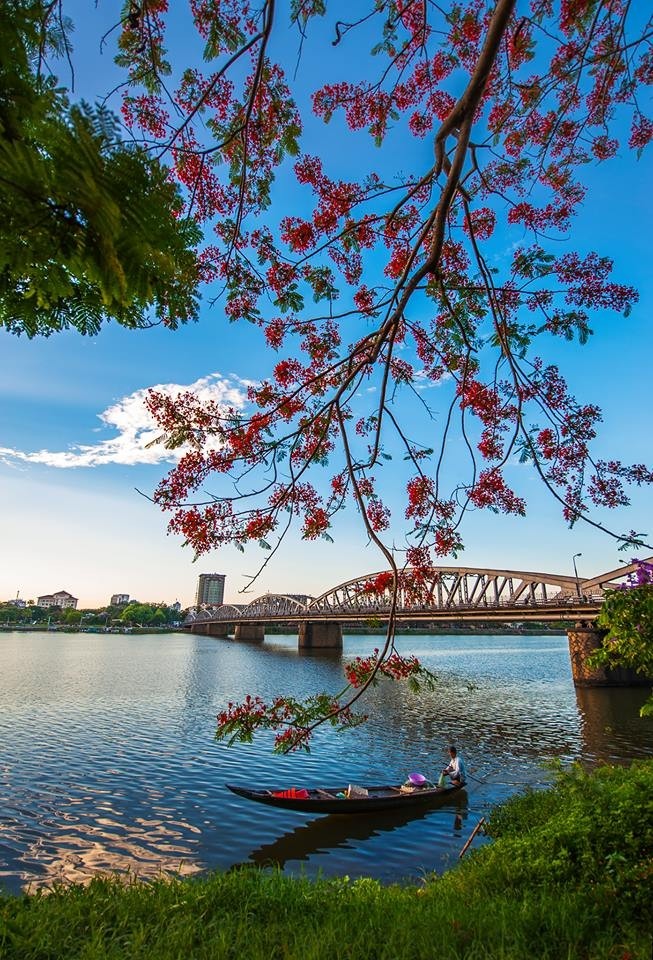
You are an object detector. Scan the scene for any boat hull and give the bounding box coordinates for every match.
[225,782,464,814]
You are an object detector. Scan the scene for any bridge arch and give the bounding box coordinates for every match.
[242,593,312,619]
[186,605,220,622]
[215,603,246,619]
[307,566,582,615]
[185,602,246,622]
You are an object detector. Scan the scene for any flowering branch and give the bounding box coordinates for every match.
[98,0,653,746]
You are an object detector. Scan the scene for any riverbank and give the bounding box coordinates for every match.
[1,760,651,958]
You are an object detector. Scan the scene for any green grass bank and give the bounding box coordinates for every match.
[1,761,652,959]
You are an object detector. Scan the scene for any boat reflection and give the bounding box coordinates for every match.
[241,791,468,870]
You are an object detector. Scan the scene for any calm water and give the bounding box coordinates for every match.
[1,630,652,894]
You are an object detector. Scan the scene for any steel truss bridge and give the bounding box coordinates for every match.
[184,561,642,627]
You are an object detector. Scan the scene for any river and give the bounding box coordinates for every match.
[1,629,652,894]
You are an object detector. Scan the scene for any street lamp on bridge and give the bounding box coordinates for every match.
[572,553,583,598]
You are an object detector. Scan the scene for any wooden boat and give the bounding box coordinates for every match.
[225,781,464,814]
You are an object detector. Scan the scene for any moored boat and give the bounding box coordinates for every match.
[226,780,464,814]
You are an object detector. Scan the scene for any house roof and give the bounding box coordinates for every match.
[38,590,78,600]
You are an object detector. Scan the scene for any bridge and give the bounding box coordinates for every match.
[185,562,632,628]
[185,560,651,689]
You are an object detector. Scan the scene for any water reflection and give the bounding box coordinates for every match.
[0,781,204,893]
[244,792,469,871]
[575,686,653,764]
[18,824,202,892]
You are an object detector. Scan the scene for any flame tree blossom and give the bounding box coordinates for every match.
[110,0,653,565]
[92,0,653,747]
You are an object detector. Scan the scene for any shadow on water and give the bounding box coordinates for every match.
[237,791,469,870]
[251,639,344,662]
[574,685,653,764]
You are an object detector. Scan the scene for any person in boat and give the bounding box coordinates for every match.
[441,745,467,786]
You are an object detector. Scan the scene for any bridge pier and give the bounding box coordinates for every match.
[567,625,651,687]
[190,622,230,637]
[298,620,343,650]
[234,622,265,643]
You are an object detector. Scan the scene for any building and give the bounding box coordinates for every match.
[110,594,130,606]
[37,590,78,609]
[195,574,226,606]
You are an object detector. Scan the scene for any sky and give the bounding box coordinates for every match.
[1,3,651,609]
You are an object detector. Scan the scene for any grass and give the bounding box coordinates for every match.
[1,761,652,959]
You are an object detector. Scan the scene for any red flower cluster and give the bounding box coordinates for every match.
[302,508,330,540]
[280,217,316,253]
[358,572,395,596]
[406,476,435,520]
[216,690,366,753]
[344,650,429,689]
[469,469,526,516]
[121,94,169,138]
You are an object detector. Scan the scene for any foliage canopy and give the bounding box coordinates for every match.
[592,560,653,715]
[0,0,202,337]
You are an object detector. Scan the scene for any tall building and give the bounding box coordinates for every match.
[110,594,130,606]
[195,574,225,606]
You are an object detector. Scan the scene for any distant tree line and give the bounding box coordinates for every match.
[0,601,186,627]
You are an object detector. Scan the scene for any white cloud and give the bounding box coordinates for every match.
[414,367,451,391]
[0,373,248,469]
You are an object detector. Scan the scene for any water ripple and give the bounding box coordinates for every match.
[0,630,651,893]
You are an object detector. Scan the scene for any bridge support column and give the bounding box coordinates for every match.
[298,620,343,650]
[234,622,265,643]
[567,625,651,687]
[190,622,229,637]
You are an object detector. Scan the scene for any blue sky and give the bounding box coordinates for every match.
[0,3,651,608]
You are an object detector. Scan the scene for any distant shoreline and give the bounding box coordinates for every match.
[0,625,185,635]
